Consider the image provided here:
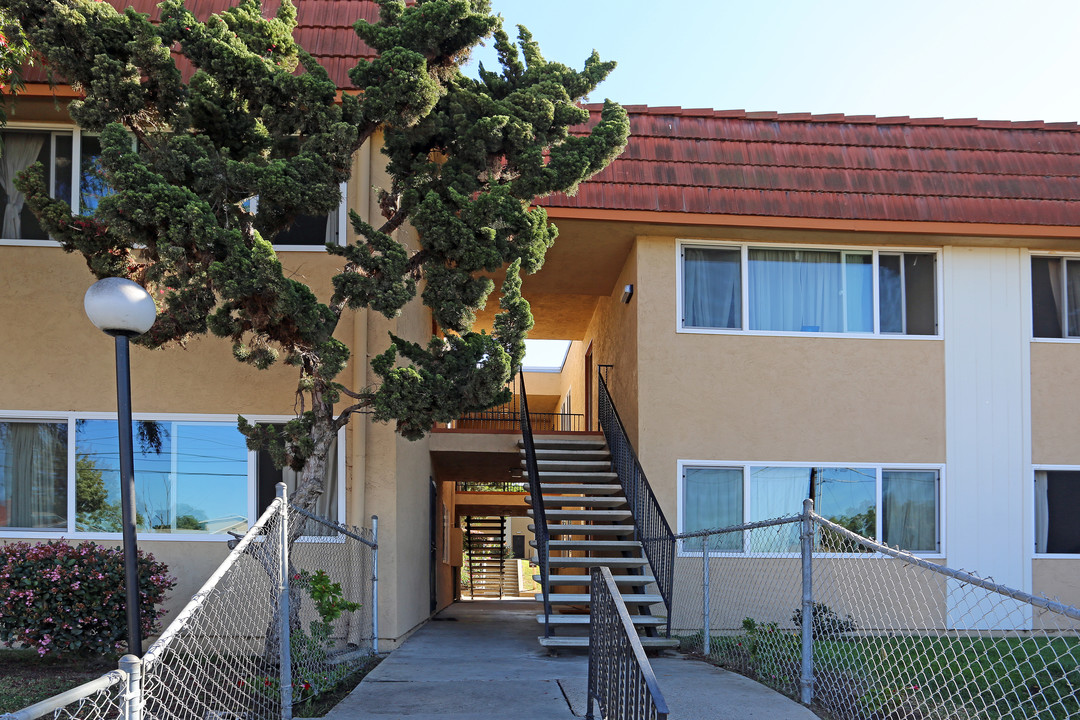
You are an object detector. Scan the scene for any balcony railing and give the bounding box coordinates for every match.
[445,410,584,432]
[455,481,528,493]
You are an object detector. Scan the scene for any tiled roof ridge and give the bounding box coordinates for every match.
[611,155,1080,179]
[606,133,1080,159]
[586,103,1080,132]
[573,178,1079,205]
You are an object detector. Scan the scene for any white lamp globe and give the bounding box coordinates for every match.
[84,277,158,335]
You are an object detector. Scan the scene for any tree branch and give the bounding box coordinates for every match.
[334,399,373,430]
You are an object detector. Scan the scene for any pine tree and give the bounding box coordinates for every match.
[0,0,629,511]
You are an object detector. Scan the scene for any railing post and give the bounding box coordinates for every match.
[702,537,711,655]
[371,514,379,654]
[277,484,293,720]
[800,498,814,706]
[119,654,142,720]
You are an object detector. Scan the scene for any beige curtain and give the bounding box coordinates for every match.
[0,134,46,238]
[3,422,66,529]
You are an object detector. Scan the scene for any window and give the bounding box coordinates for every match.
[0,129,111,242]
[255,432,340,525]
[679,462,940,554]
[680,243,938,336]
[1031,256,1080,338]
[1035,470,1080,554]
[0,421,68,531]
[247,184,347,250]
[0,413,342,539]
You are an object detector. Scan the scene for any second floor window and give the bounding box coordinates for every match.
[681,243,938,336]
[1031,256,1080,338]
[0,129,109,242]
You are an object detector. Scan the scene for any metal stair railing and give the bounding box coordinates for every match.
[586,566,669,720]
[597,370,676,638]
[519,368,552,637]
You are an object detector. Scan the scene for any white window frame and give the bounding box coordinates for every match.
[1028,251,1080,343]
[676,459,945,558]
[0,410,346,542]
[247,182,349,252]
[676,239,944,339]
[1032,464,1080,558]
[0,122,348,253]
[0,122,83,247]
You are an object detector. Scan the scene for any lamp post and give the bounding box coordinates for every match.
[84,277,157,656]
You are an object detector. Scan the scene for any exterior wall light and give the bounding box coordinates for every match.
[622,284,634,304]
[84,276,157,656]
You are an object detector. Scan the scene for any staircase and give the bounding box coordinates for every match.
[521,435,677,649]
[465,516,507,598]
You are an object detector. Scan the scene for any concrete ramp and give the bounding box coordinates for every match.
[323,600,816,720]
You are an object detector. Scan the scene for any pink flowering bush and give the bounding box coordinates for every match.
[0,540,175,657]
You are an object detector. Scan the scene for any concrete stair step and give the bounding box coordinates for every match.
[521,437,607,451]
[537,613,666,625]
[535,556,649,569]
[536,483,623,495]
[521,449,611,461]
[526,460,613,472]
[536,539,642,551]
[535,523,636,536]
[541,593,663,605]
[533,573,656,585]
[533,471,619,483]
[527,495,627,508]
[538,636,678,649]
[531,509,632,521]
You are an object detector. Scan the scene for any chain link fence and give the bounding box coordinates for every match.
[672,499,1080,720]
[3,485,378,720]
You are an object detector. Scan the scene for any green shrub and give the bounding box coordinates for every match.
[791,601,856,639]
[0,540,175,657]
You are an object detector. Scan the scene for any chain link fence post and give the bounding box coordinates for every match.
[371,514,379,653]
[119,654,141,720]
[276,483,293,720]
[800,498,814,706]
[702,539,711,655]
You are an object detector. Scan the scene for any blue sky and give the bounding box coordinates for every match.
[472,1,1080,123]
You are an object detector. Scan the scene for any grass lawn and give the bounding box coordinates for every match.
[682,630,1080,720]
[0,649,380,718]
[0,649,120,714]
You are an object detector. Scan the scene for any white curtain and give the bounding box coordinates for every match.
[882,470,937,552]
[749,249,843,332]
[684,247,741,328]
[324,207,338,245]
[2,422,66,530]
[1067,260,1080,336]
[281,437,338,533]
[0,133,45,239]
[749,466,808,551]
[1035,470,1049,554]
[684,467,742,551]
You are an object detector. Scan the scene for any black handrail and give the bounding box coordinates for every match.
[586,566,670,720]
[519,369,552,637]
[597,371,675,638]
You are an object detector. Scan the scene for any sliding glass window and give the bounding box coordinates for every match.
[680,243,938,336]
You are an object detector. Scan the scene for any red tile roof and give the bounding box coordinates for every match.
[24,0,380,89]
[543,106,1080,228]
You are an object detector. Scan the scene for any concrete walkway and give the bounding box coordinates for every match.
[324,600,817,720]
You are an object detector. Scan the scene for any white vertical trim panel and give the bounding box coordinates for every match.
[944,247,1030,629]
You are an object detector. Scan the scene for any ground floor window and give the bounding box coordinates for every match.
[679,462,940,555]
[0,413,343,539]
[1035,469,1080,554]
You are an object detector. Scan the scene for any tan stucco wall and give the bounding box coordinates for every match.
[1031,342,1080,464]
[629,235,947,523]
[582,241,639,438]
[1033,559,1080,611]
[0,126,444,649]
